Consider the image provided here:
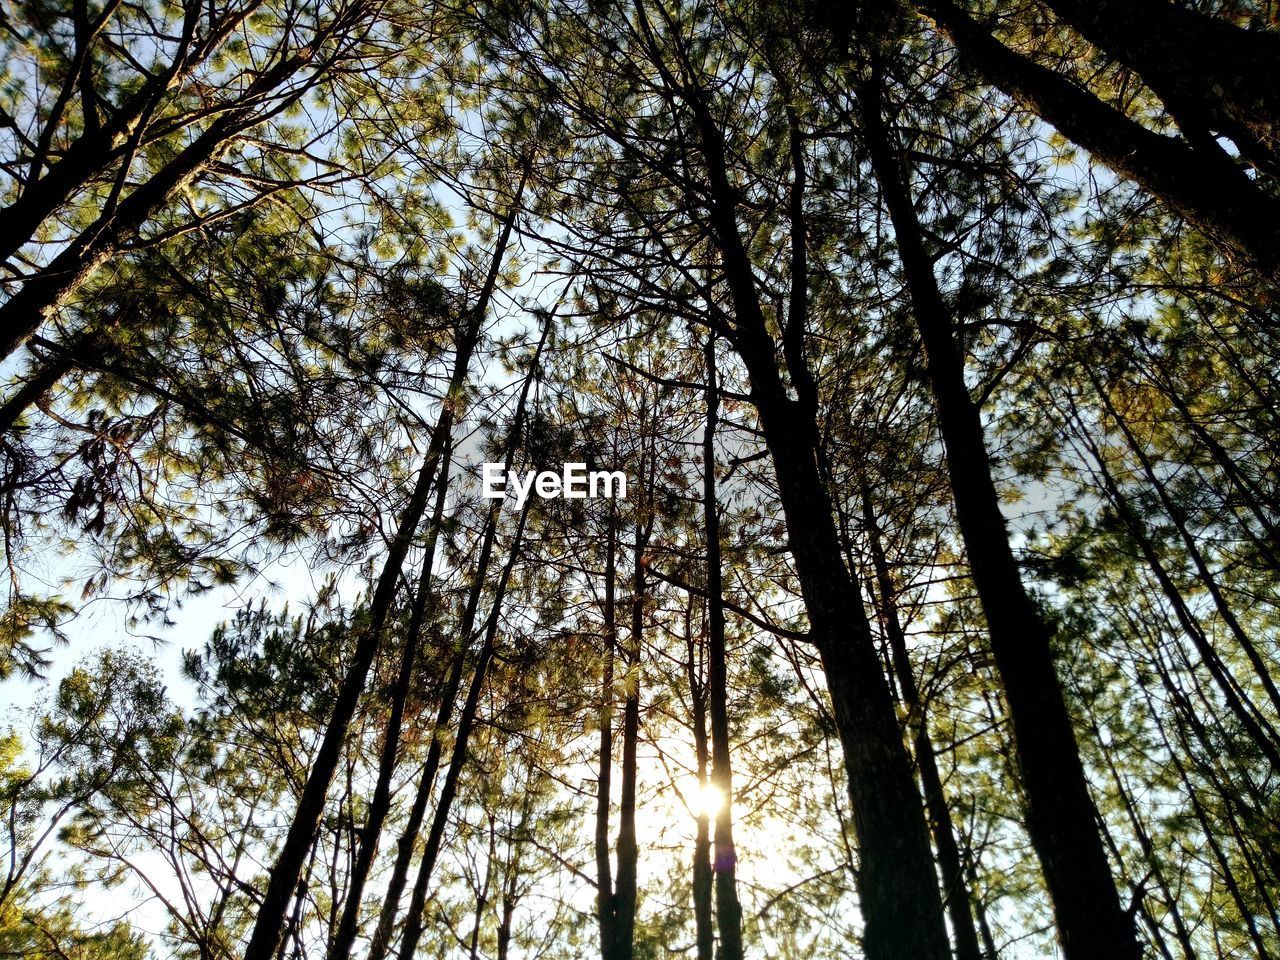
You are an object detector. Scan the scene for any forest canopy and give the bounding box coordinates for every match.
[1,2,1278,960]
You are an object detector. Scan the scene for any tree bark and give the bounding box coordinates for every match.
[702,334,743,960]
[241,400,447,960]
[858,64,1140,960]
[1067,398,1280,770]
[365,644,466,960]
[330,286,548,959]
[243,158,523,960]
[914,0,1280,284]
[679,70,951,960]
[1090,371,1280,718]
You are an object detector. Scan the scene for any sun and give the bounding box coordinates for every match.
[690,782,725,819]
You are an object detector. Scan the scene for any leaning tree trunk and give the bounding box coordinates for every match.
[325,436,453,960]
[1039,0,1280,173]
[392,501,531,960]
[244,160,525,960]
[330,247,542,960]
[858,62,1140,960]
[0,33,353,365]
[912,0,1280,286]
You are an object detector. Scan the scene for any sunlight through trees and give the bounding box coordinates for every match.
[2,3,1279,960]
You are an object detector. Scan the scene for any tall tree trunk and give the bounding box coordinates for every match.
[365,305,541,960]
[857,475,984,960]
[466,814,499,960]
[686,594,714,960]
[496,778,533,960]
[858,61,1140,960]
[392,500,532,960]
[244,163,525,960]
[612,509,650,960]
[964,846,1000,960]
[1144,678,1275,959]
[1092,707,1198,960]
[674,64,951,960]
[702,333,743,960]
[497,845,521,960]
[364,615,471,960]
[596,507,618,960]
[1132,343,1280,569]
[241,392,447,960]
[1089,371,1280,717]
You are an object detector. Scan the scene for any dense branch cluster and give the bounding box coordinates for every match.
[1,2,1278,960]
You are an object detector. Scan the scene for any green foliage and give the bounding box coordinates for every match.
[2,2,1279,959]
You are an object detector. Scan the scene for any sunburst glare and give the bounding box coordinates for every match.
[691,782,725,819]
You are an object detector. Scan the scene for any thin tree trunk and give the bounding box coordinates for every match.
[596,507,618,960]
[964,844,1000,960]
[1068,400,1280,769]
[366,297,541,960]
[364,638,466,960]
[466,814,498,960]
[244,158,524,960]
[702,333,743,960]
[384,299,543,960]
[331,250,542,960]
[612,509,650,960]
[1098,724,1199,960]
[1134,349,1280,568]
[857,475,984,960]
[497,853,520,960]
[496,780,533,960]
[1145,676,1275,960]
[241,401,446,960]
[1090,372,1280,717]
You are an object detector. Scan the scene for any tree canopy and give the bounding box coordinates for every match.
[1,2,1278,960]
